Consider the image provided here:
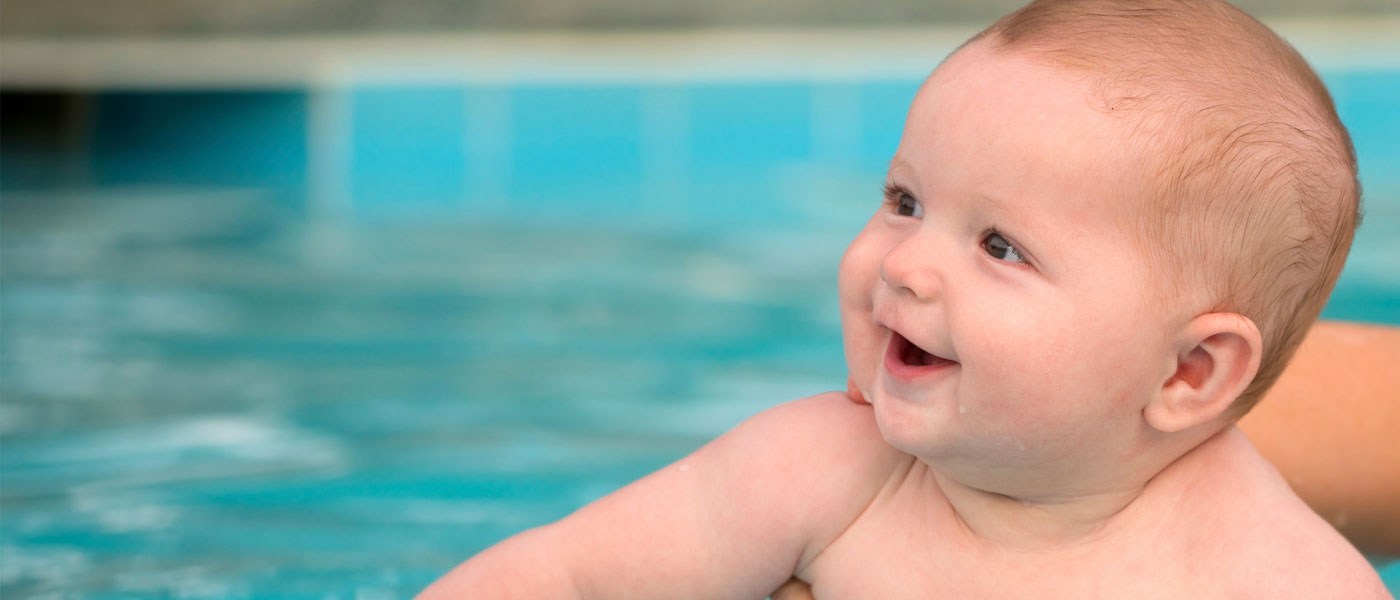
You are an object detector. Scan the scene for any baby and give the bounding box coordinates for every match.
[421,0,1389,597]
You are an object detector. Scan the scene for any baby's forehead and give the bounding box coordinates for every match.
[895,54,1176,275]
[923,41,1290,216]
[920,46,1153,150]
[907,48,1158,201]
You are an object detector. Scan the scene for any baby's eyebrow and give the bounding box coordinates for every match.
[887,155,912,173]
[973,190,1008,209]
[975,191,1030,228]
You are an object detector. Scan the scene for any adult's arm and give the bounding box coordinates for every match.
[1238,320,1400,556]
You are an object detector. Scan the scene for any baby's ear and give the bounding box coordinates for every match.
[1145,313,1262,433]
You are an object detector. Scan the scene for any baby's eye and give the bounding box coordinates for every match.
[883,184,923,218]
[982,231,1027,264]
[896,194,922,218]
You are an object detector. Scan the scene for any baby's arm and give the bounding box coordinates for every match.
[418,392,906,599]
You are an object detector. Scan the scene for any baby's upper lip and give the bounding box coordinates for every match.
[874,309,956,363]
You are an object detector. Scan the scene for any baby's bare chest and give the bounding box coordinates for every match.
[805,538,1200,599]
[800,488,1219,599]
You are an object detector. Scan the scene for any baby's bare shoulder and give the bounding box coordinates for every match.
[728,392,910,495]
[1183,430,1388,598]
[1207,504,1388,599]
[736,393,914,554]
[713,392,911,505]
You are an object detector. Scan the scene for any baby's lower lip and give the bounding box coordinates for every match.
[883,332,958,381]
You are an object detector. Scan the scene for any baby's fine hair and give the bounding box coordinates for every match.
[973,0,1360,416]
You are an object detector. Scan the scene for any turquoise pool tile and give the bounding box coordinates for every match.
[508,85,644,216]
[349,86,468,214]
[690,82,813,170]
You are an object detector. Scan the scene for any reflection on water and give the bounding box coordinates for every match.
[1,187,857,597]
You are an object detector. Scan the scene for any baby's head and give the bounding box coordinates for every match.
[838,0,1358,490]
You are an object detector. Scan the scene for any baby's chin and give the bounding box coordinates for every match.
[866,388,1027,464]
[868,388,956,455]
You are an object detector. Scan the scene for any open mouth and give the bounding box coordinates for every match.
[897,332,942,366]
[884,331,957,378]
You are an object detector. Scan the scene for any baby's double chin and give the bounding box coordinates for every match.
[931,466,1150,551]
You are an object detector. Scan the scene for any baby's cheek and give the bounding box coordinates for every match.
[1069,307,1165,399]
[960,322,1078,417]
[841,321,875,394]
[837,226,881,306]
[837,222,885,394]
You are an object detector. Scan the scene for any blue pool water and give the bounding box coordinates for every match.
[2,55,1398,596]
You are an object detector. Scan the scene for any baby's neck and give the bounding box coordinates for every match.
[932,426,1230,552]
[934,473,1155,551]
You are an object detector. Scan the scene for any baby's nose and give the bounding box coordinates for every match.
[879,237,942,301]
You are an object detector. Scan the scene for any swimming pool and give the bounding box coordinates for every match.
[2,27,1398,597]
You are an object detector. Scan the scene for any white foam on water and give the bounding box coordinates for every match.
[0,545,89,587]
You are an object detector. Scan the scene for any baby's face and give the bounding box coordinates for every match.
[839,46,1182,487]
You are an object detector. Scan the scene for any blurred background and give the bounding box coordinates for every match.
[2,1,1398,597]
